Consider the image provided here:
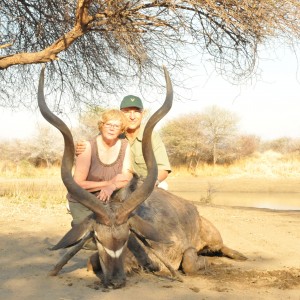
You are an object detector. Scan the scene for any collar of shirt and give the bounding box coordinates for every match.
[122,125,145,144]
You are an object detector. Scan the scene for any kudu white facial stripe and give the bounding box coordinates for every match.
[104,244,126,258]
[94,231,126,258]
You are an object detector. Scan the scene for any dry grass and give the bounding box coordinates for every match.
[0,160,61,178]
[0,178,66,207]
[1,151,300,207]
[0,161,66,207]
[171,151,300,179]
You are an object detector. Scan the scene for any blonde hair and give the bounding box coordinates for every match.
[98,109,128,133]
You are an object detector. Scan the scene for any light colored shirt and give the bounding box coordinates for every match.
[126,126,171,178]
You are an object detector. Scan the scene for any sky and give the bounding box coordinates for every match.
[1,44,300,141]
[163,45,300,140]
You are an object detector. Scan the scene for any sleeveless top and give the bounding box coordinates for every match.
[67,136,128,203]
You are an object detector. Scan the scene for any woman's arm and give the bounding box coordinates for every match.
[107,143,133,190]
[73,142,113,193]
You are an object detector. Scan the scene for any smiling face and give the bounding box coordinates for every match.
[121,107,144,132]
[98,109,128,140]
[101,120,122,140]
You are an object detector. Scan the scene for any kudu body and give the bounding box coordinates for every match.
[38,66,246,289]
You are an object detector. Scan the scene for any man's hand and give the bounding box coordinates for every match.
[75,141,87,156]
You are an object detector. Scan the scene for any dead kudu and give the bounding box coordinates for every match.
[38,66,246,288]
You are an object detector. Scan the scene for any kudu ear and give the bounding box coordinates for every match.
[129,215,173,245]
[51,216,95,250]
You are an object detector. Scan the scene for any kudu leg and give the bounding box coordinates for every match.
[48,233,93,276]
[220,245,248,261]
[146,246,184,282]
[182,247,208,275]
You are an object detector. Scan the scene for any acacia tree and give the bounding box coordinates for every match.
[235,134,260,159]
[201,106,239,165]
[1,0,300,110]
[161,113,209,168]
[28,125,63,167]
[72,106,105,140]
[161,108,242,167]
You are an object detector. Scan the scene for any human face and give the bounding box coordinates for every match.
[121,107,143,132]
[101,120,122,140]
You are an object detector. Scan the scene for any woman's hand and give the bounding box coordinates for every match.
[97,184,116,202]
[96,173,132,202]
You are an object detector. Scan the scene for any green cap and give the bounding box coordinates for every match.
[120,95,143,110]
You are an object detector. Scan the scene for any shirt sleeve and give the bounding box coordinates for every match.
[151,131,172,173]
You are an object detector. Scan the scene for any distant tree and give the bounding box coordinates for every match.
[161,108,241,168]
[72,106,105,141]
[1,1,300,109]
[200,106,239,165]
[161,113,208,169]
[261,137,300,155]
[214,134,260,164]
[27,125,63,167]
[0,140,13,161]
[235,134,260,159]
[289,139,300,156]
[3,139,31,163]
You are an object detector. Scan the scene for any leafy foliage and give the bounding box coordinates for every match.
[161,113,209,168]
[161,107,259,168]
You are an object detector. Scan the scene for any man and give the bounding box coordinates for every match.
[76,95,171,188]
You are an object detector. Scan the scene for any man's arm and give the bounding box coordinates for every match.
[157,170,169,183]
[151,131,171,183]
[75,141,87,156]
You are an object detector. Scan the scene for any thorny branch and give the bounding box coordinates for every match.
[1,0,300,109]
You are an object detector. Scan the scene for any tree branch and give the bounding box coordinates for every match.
[0,43,13,50]
[0,0,94,70]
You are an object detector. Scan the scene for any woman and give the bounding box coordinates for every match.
[67,109,133,226]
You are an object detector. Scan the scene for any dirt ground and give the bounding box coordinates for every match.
[0,195,300,300]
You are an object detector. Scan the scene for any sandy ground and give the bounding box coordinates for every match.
[0,197,299,300]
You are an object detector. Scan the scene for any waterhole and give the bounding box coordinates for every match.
[171,191,300,211]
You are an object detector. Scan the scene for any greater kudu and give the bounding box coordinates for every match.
[38,65,174,288]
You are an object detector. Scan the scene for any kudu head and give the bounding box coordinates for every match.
[38,65,173,288]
